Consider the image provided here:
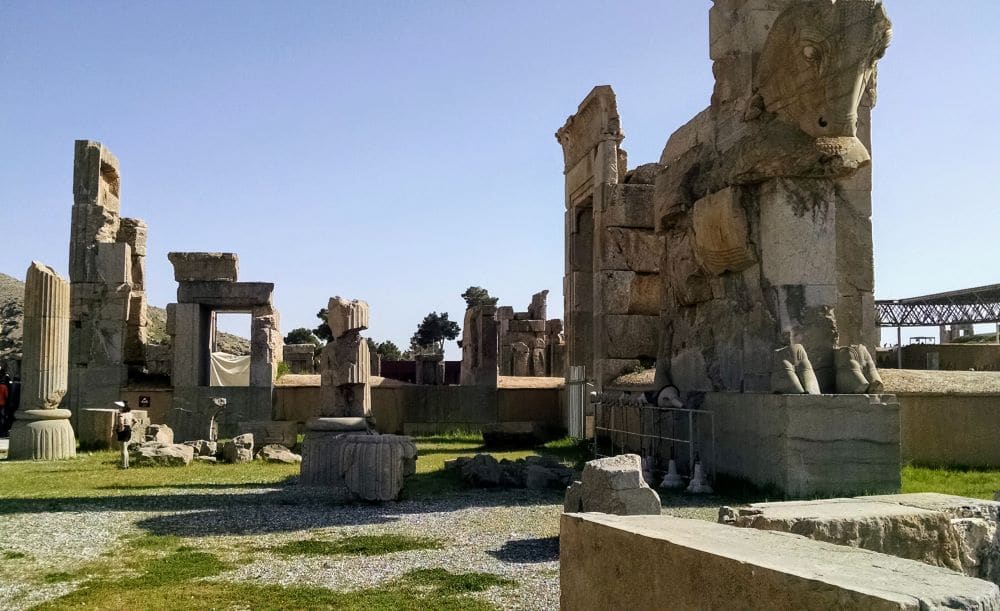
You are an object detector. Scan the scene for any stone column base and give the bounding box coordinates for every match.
[300,425,417,501]
[8,409,77,460]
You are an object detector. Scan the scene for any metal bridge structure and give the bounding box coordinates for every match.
[875,284,1000,327]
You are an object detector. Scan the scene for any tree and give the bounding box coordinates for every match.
[367,338,403,361]
[409,311,460,353]
[461,286,498,308]
[313,308,332,343]
[284,327,320,346]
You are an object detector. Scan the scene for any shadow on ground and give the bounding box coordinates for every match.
[488,537,559,563]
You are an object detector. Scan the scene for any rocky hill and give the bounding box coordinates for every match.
[0,272,249,360]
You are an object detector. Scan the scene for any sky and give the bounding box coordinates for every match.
[1,1,998,359]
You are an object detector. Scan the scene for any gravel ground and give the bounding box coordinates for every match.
[0,485,566,610]
[0,481,733,610]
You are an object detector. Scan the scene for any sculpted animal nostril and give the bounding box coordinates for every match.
[818,117,829,128]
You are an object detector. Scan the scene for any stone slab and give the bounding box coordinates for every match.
[176,282,273,307]
[168,252,239,282]
[560,513,1000,610]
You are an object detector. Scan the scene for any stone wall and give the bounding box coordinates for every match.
[898,393,1000,468]
[880,344,1000,372]
[274,385,564,436]
[703,392,900,498]
[492,291,565,378]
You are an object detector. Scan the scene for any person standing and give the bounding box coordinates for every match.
[113,400,133,469]
[0,369,10,437]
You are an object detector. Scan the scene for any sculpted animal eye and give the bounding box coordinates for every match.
[802,45,820,61]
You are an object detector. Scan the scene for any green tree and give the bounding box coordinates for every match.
[409,312,460,353]
[284,327,321,346]
[314,308,332,343]
[374,340,403,361]
[460,286,498,308]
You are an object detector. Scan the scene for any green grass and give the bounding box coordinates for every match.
[401,433,584,499]
[274,534,442,557]
[902,464,1000,499]
[36,546,512,611]
[0,450,299,502]
[3,550,28,559]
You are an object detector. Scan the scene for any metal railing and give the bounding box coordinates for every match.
[590,392,716,481]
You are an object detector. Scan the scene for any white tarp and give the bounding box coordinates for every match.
[210,352,251,387]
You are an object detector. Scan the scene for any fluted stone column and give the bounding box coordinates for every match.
[9,262,76,460]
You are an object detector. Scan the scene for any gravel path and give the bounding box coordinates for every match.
[0,486,567,610]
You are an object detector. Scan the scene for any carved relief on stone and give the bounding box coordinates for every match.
[755,0,891,138]
[835,344,884,394]
[690,187,756,276]
[771,343,820,395]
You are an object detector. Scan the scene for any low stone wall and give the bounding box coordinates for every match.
[879,344,1000,372]
[702,392,900,498]
[560,513,1000,610]
[899,393,1000,468]
[275,385,563,436]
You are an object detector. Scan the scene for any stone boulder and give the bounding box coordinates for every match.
[130,442,194,467]
[564,454,661,515]
[446,453,575,490]
[144,424,174,445]
[183,439,218,457]
[222,433,254,464]
[256,444,301,464]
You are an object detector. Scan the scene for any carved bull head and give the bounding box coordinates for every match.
[755,0,892,139]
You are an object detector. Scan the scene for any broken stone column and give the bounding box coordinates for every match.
[318,297,371,417]
[459,305,499,387]
[9,262,76,460]
[511,342,530,376]
[301,297,416,501]
[68,140,131,425]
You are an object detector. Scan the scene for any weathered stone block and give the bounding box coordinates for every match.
[256,444,301,464]
[691,187,756,276]
[95,242,132,285]
[605,184,655,229]
[177,282,273,308]
[168,252,238,282]
[560,513,1000,610]
[327,297,369,337]
[602,315,659,359]
[600,228,660,273]
[563,454,661,515]
[131,442,194,467]
[601,271,659,316]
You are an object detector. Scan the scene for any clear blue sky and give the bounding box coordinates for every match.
[2,1,998,358]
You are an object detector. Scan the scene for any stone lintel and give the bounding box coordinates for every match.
[177,282,273,307]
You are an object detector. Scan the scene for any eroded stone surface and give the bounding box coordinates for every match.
[130,442,194,467]
[167,252,238,282]
[561,513,1000,610]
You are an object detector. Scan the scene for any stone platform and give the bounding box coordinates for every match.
[721,493,1000,585]
[560,513,1000,610]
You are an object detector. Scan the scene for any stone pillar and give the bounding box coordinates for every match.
[415,353,445,385]
[9,262,76,460]
[68,140,130,426]
[459,305,499,387]
[318,298,371,417]
[118,218,148,371]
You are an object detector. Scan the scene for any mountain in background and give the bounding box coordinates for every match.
[0,272,248,361]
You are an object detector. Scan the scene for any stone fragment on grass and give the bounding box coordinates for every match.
[256,444,301,464]
[222,433,254,463]
[564,454,661,515]
[130,442,194,466]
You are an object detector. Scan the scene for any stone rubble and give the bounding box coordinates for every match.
[564,454,661,515]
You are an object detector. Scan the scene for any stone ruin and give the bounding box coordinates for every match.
[8,262,76,460]
[282,344,316,374]
[166,252,282,441]
[68,140,148,423]
[559,0,892,391]
[460,290,566,386]
[300,297,416,501]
